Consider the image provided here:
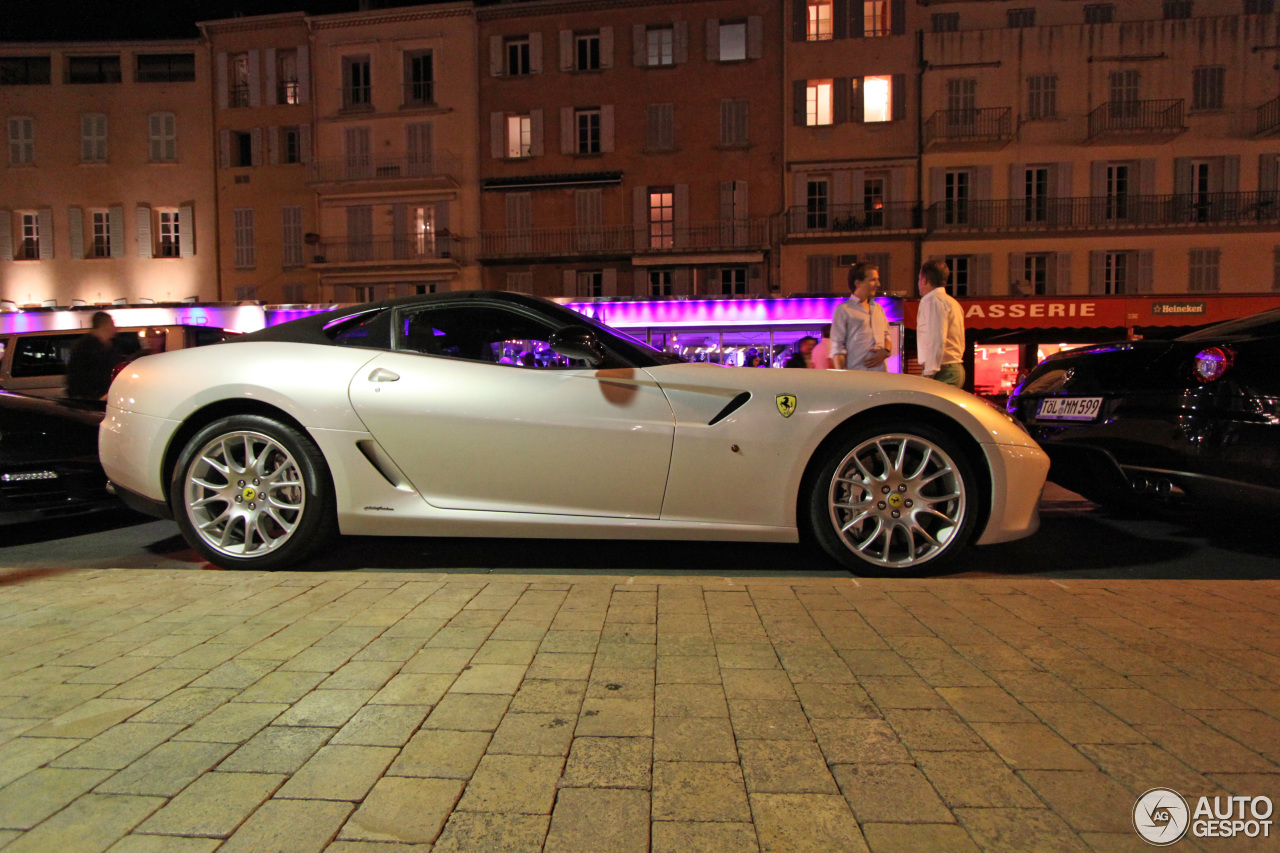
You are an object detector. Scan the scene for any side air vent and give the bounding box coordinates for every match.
[356,440,416,492]
[708,392,751,426]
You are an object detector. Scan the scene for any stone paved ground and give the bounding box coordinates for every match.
[0,569,1278,852]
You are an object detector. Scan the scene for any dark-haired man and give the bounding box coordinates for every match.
[831,262,891,371]
[66,311,122,400]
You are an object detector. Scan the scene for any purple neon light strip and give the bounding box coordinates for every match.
[565,296,902,328]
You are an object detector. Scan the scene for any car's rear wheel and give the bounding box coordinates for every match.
[807,420,980,574]
[170,414,335,570]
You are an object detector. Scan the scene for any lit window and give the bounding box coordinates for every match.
[158,210,181,257]
[18,212,39,260]
[807,79,833,126]
[277,49,300,104]
[647,27,673,66]
[506,115,532,158]
[808,1,833,40]
[649,189,673,249]
[863,75,892,122]
[91,210,110,258]
[864,1,890,37]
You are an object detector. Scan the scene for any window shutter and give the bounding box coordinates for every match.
[673,267,690,296]
[250,128,263,167]
[529,32,543,74]
[849,169,866,210]
[392,203,408,259]
[719,180,735,221]
[490,112,504,158]
[247,50,261,107]
[1055,251,1072,296]
[734,180,748,222]
[706,19,720,61]
[296,44,310,103]
[974,166,993,200]
[1274,247,1280,291]
[265,48,277,106]
[674,183,689,247]
[632,25,646,66]
[434,199,450,233]
[560,107,574,154]
[1136,250,1153,293]
[559,30,573,72]
[892,73,907,121]
[1090,161,1107,196]
[0,211,9,261]
[1089,250,1105,294]
[563,269,576,293]
[268,126,279,165]
[601,27,614,68]
[793,80,808,125]
[1009,252,1025,293]
[793,171,808,229]
[299,123,311,164]
[68,207,83,260]
[850,78,864,123]
[889,168,905,209]
[178,206,194,258]
[530,109,544,156]
[972,254,991,296]
[136,206,152,259]
[1222,155,1240,193]
[149,114,162,161]
[929,167,945,208]
[1138,159,1156,195]
[408,122,432,173]
[833,0,848,38]
[490,36,504,76]
[891,0,907,35]
[832,171,851,209]
[836,77,852,123]
[633,186,648,250]
[602,268,617,296]
[1174,157,1192,194]
[601,105,614,152]
[674,21,689,63]
[793,0,808,41]
[108,206,123,259]
[747,16,763,58]
[1056,161,1073,198]
[35,208,52,260]
[1262,154,1280,194]
[851,0,866,37]
[218,130,230,169]
[216,52,229,110]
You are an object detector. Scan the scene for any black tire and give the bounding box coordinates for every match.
[806,419,981,575]
[169,414,336,570]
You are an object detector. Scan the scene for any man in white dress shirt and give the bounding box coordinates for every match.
[916,259,966,387]
[830,262,891,371]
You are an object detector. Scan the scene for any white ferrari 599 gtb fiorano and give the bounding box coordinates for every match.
[100,292,1048,573]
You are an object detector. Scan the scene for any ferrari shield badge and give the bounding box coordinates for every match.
[776,394,798,418]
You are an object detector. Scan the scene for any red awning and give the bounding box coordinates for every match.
[901,294,1280,331]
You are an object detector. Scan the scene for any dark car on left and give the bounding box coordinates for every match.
[0,391,115,524]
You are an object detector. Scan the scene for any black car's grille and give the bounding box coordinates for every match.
[0,467,109,511]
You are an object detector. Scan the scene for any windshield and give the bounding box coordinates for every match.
[1177,308,1280,342]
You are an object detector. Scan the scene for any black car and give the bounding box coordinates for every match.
[0,391,115,524]
[1007,308,1280,513]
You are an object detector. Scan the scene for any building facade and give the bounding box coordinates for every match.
[0,40,218,307]
[201,13,318,305]
[476,0,785,299]
[307,2,480,301]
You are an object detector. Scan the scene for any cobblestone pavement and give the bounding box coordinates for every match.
[0,569,1278,853]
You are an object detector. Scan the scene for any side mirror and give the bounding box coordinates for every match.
[549,325,605,367]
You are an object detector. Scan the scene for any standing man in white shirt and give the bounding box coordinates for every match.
[916,259,966,387]
[830,262,891,371]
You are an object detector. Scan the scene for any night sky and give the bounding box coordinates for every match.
[2,0,435,41]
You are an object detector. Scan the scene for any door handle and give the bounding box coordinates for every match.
[368,368,400,382]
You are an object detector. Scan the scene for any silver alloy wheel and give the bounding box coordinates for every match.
[182,430,306,558]
[827,433,967,569]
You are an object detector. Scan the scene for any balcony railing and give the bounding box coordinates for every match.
[309,236,462,265]
[788,201,923,234]
[924,107,1014,149]
[1087,98,1184,140]
[478,219,772,259]
[1258,95,1280,136]
[927,191,1280,232]
[308,151,460,183]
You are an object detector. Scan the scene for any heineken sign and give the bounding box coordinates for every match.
[1152,302,1207,316]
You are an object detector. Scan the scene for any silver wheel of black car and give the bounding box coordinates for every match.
[808,422,979,573]
[171,415,335,570]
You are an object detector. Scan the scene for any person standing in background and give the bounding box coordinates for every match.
[916,259,966,387]
[66,312,122,401]
[783,336,817,368]
[830,262,891,371]
[810,325,832,370]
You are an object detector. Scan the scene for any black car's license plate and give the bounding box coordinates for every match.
[1036,396,1103,421]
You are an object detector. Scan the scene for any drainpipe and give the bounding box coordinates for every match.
[914,27,926,282]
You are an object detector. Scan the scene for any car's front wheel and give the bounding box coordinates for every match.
[807,421,980,574]
[170,414,336,570]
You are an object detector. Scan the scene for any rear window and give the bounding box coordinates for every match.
[11,334,80,378]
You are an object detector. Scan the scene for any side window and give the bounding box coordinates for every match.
[396,304,588,369]
[325,309,391,350]
[11,334,80,378]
